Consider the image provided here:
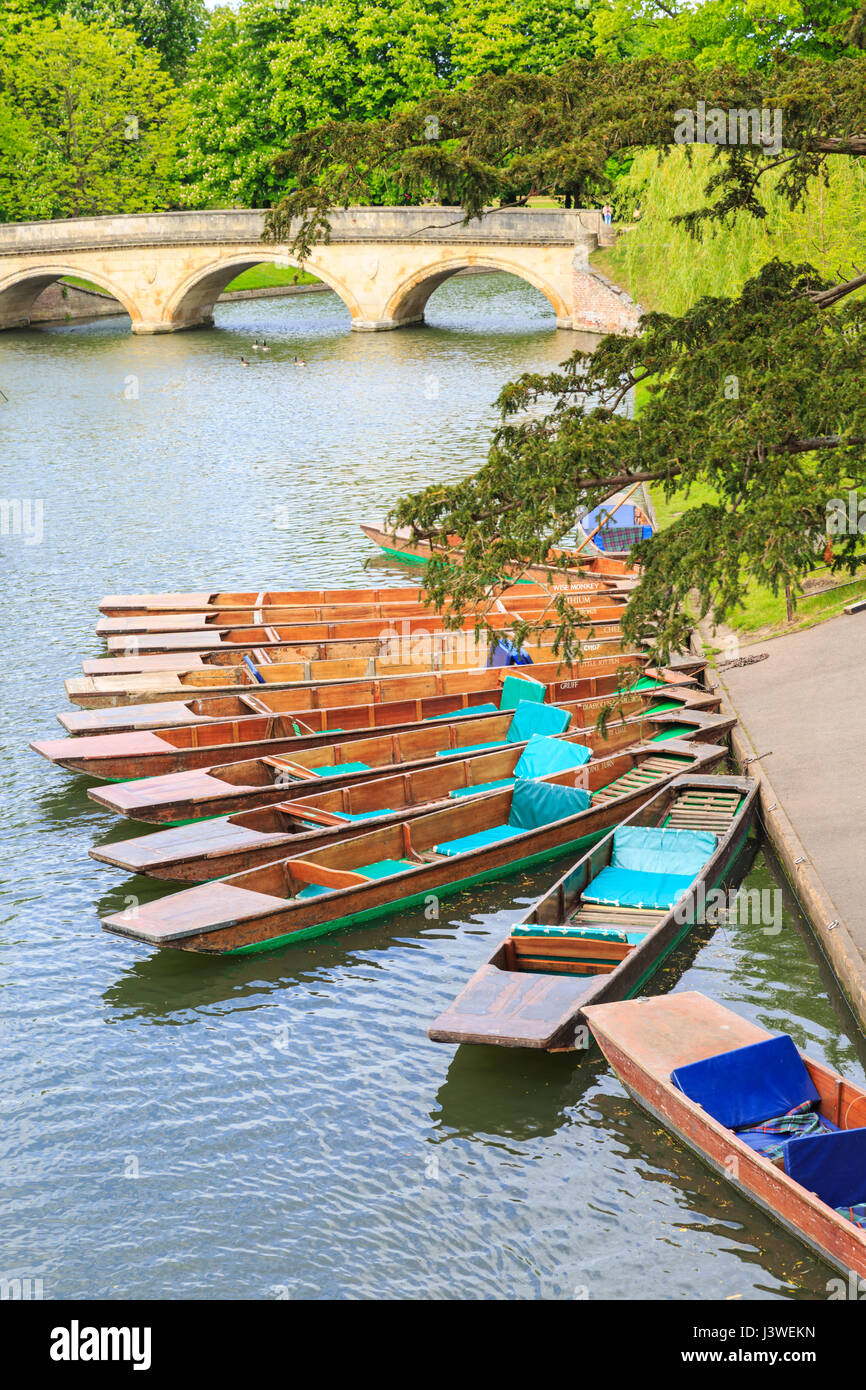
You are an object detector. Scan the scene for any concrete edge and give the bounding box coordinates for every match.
[691,631,866,1030]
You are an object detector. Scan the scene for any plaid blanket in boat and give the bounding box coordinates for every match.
[597,525,646,553]
[836,1204,866,1228]
[736,1101,831,1163]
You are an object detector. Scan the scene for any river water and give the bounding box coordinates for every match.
[1,273,862,1301]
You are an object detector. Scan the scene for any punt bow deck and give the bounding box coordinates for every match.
[35,673,716,781]
[101,752,726,956]
[91,738,728,882]
[428,775,757,1050]
[87,706,735,824]
[585,991,866,1280]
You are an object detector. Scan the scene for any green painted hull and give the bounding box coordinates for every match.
[225,826,610,956]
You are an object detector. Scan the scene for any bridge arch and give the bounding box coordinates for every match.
[166,252,362,330]
[0,264,138,329]
[382,254,569,328]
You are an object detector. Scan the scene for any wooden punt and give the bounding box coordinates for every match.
[428,775,758,1050]
[65,640,644,709]
[584,991,866,1280]
[100,747,727,955]
[360,521,638,585]
[34,675,716,781]
[60,657,696,736]
[86,707,735,825]
[91,738,728,882]
[576,483,657,561]
[98,579,623,619]
[99,608,627,658]
[95,587,628,637]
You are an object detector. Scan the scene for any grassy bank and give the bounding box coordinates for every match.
[61,262,321,298]
[603,150,866,645]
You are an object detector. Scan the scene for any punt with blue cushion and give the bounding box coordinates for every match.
[296,856,416,898]
[583,825,716,911]
[436,700,572,758]
[671,1035,836,1159]
[446,734,592,801]
[434,777,591,856]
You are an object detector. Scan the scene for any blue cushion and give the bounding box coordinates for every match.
[507,777,591,830]
[513,734,591,779]
[434,824,523,856]
[583,865,694,910]
[435,740,501,758]
[489,639,533,667]
[782,1127,866,1208]
[425,703,499,721]
[611,825,715,878]
[499,673,545,711]
[448,777,515,798]
[329,809,395,821]
[670,1035,820,1132]
[507,701,571,743]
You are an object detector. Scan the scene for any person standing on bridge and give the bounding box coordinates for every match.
[602,203,613,226]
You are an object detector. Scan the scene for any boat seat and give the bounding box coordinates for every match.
[512,923,629,943]
[611,825,716,876]
[425,703,499,721]
[434,824,524,856]
[782,1127,866,1215]
[583,866,696,910]
[355,859,416,878]
[308,761,372,777]
[329,809,396,821]
[671,1035,821,1132]
[435,700,571,759]
[448,777,515,799]
[435,778,591,856]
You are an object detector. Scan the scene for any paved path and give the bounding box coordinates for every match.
[719,612,866,959]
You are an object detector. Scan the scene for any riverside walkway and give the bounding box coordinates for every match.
[716,611,866,1023]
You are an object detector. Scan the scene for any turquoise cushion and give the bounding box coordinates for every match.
[611,825,715,877]
[425,703,499,721]
[434,824,523,856]
[310,761,371,777]
[513,734,592,779]
[329,809,395,821]
[583,865,695,910]
[507,700,571,743]
[297,883,330,899]
[356,858,415,878]
[512,923,628,942]
[448,777,515,798]
[436,740,501,758]
[499,673,546,711]
[507,777,591,831]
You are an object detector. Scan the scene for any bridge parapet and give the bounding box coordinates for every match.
[0,206,639,336]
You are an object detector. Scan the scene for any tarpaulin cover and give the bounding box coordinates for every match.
[513,734,592,779]
[670,1035,820,1131]
[612,825,715,878]
[489,639,533,667]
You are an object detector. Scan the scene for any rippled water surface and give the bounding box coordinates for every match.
[1,275,862,1300]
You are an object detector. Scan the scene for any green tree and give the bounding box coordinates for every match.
[0,13,183,219]
[66,0,207,74]
[267,49,866,659]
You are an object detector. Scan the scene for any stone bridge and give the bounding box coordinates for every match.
[0,207,640,335]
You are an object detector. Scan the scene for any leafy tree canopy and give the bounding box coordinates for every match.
[66,0,207,74]
[0,12,182,219]
[264,43,866,660]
